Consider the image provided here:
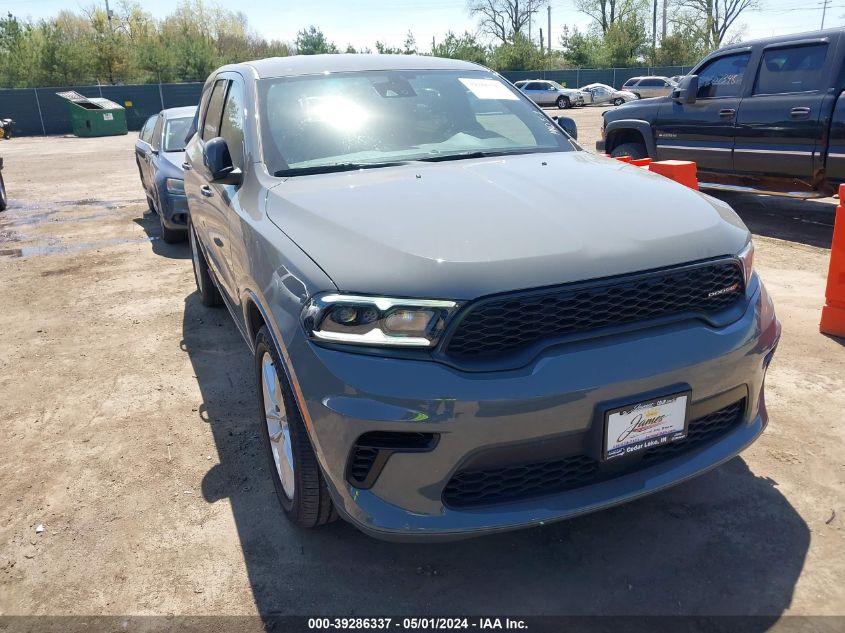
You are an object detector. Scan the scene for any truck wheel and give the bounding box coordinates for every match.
[255,326,337,528]
[188,219,222,307]
[611,142,648,160]
[0,171,6,211]
[557,96,571,109]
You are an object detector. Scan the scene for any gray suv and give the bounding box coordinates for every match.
[185,54,780,541]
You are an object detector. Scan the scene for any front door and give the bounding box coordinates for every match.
[653,51,752,173]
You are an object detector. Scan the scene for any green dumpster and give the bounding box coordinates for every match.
[56,91,128,137]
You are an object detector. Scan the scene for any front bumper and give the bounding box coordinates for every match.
[290,280,779,541]
[158,190,189,231]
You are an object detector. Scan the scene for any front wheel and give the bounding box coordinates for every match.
[610,142,648,160]
[255,326,336,528]
[613,98,625,106]
[159,210,186,244]
[557,96,571,109]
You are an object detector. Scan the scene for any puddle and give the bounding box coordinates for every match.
[0,236,158,258]
[0,199,146,228]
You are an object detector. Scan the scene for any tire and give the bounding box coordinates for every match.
[146,195,155,212]
[255,326,336,528]
[633,93,641,99]
[188,219,222,307]
[613,98,625,106]
[159,210,186,244]
[611,141,648,160]
[0,171,6,211]
[557,96,571,109]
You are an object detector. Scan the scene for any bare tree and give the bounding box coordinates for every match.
[574,0,647,35]
[681,0,759,48]
[467,0,548,44]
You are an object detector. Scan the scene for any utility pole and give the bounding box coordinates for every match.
[104,0,113,30]
[821,0,830,29]
[539,27,544,53]
[652,0,657,65]
[547,5,551,52]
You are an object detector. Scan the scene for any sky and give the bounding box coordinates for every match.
[5,0,845,52]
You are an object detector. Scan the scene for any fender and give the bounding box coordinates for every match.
[604,119,657,157]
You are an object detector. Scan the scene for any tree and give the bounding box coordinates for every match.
[575,0,648,35]
[468,0,548,45]
[403,30,417,55]
[488,31,544,70]
[431,31,488,65]
[680,0,758,48]
[295,25,337,55]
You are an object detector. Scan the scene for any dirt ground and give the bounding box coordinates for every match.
[0,108,844,619]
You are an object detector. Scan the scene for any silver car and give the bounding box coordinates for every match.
[579,83,637,106]
[514,79,585,109]
[185,54,779,541]
[619,76,678,99]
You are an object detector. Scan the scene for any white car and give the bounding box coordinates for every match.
[514,79,585,109]
[579,83,637,106]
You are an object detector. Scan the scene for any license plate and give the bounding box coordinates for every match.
[604,393,689,460]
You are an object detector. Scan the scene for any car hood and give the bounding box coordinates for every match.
[160,150,186,170]
[266,152,748,299]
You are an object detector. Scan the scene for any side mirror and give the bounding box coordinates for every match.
[203,137,242,185]
[672,75,699,104]
[552,116,577,140]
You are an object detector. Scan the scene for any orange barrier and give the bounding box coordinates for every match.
[648,160,698,190]
[631,157,652,167]
[820,184,845,338]
[614,155,632,163]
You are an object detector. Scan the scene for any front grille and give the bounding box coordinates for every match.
[443,399,745,508]
[444,260,744,359]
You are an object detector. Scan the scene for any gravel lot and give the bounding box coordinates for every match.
[0,107,843,618]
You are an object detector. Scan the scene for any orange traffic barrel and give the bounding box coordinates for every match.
[649,160,698,190]
[820,184,845,338]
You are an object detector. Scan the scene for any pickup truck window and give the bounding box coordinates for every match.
[754,44,828,95]
[696,53,751,99]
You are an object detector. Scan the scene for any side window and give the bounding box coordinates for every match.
[623,79,638,88]
[696,53,751,99]
[640,79,662,87]
[202,79,228,140]
[139,116,156,142]
[150,115,164,150]
[219,80,246,169]
[755,44,828,95]
[524,82,541,91]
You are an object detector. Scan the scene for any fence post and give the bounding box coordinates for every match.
[613,67,617,87]
[576,68,580,87]
[33,88,47,136]
[158,82,165,110]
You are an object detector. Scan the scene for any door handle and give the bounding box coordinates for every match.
[790,107,811,119]
[719,108,736,119]
[200,185,214,197]
[213,237,224,247]
[182,162,192,170]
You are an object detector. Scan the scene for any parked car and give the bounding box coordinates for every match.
[185,54,779,541]
[599,28,845,197]
[135,106,197,243]
[619,76,677,99]
[0,156,6,211]
[514,79,585,108]
[579,83,637,106]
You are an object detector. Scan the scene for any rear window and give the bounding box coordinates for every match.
[622,78,638,87]
[754,44,828,95]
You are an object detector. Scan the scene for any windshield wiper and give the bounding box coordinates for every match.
[416,150,533,163]
[274,161,407,177]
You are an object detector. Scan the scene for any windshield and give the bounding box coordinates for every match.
[163,116,193,152]
[258,69,574,175]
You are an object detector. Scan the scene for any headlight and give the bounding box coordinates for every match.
[165,178,185,195]
[302,294,459,348]
[738,240,754,287]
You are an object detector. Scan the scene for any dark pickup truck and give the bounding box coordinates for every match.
[598,27,845,197]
